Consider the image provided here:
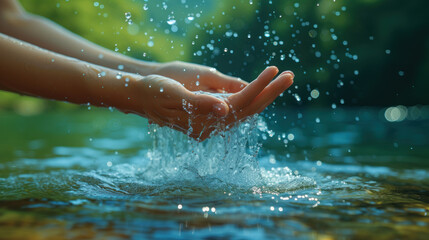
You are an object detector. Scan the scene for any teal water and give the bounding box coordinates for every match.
[0,107,428,239]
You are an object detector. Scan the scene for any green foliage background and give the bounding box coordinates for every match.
[1,0,428,114]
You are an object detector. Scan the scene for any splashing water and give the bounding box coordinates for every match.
[138,92,315,191]
[144,115,263,187]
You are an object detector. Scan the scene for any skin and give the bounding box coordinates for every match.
[0,0,294,141]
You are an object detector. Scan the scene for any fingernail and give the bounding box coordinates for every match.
[213,102,228,116]
[280,71,294,78]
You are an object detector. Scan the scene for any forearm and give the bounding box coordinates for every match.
[0,9,159,76]
[0,33,140,112]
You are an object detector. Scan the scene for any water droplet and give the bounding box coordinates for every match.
[118,65,124,70]
[167,19,176,25]
[315,51,321,58]
[196,81,200,86]
[310,89,319,99]
[293,94,301,102]
[125,12,133,24]
[264,31,270,37]
[116,73,122,79]
[160,87,164,93]
[143,4,148,10]
[97,71,106,78]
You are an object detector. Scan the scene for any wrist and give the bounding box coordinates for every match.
[84,65,142,113]
[125,58,161,76]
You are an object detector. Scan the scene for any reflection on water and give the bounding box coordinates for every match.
[0,107,429,239]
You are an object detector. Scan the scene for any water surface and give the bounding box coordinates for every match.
[0,107,428,239]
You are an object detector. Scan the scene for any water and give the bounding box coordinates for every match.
[1,107,429,239]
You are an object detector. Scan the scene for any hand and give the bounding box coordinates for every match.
[134,66,293,141]
[183,66,294,141]
[153,61,248,93]
[121,73,230,135]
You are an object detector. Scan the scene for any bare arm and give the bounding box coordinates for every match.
[0,33,293,140]
[0,33,130,108]
[0,0,251,93]
[0,0,158,76]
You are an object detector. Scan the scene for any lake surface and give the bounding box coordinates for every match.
[1,107,428,239]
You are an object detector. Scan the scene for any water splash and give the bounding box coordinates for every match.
[143,115,263,188]
[138,92,315,191]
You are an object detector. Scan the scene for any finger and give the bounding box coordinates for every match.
[227,66,278,108]
[205,72,249,93]
[245,72,294,115]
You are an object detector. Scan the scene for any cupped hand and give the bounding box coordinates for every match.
[123,74,230,135]
[153,61,248,93]
[146,66,294,141]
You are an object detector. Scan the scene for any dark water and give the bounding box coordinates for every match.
[0,107,428,239]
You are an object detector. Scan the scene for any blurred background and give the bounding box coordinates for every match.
[1,0,428,116]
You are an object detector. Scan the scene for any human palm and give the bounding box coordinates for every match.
[128,66,294,141]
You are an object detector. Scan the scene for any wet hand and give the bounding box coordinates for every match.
[122,74,230,135]
[153,61,248,93]
[170,66,294,141]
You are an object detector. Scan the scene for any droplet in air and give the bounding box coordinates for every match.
[264,31,270,37]
[125,12,132,24]
[160,87,164,93]
[293,94,301,102]
[167,19,177,25]
[116,73,122,79]
[310,89,319,99]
